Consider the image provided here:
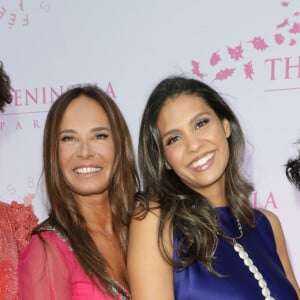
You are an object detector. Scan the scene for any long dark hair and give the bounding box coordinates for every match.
[35,85,139,297]
[0,61,13,112]
[137,76,254,274]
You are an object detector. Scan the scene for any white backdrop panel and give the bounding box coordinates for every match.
[0,0,299,281]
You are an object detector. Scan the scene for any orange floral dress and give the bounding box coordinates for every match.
[0,201,38,300]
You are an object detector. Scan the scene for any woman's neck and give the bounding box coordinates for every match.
[77,194,114,234]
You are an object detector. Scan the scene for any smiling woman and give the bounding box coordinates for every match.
[127,75,300,300]
[58,95,116,198]
[18,86,139,299]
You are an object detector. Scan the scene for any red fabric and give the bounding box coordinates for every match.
[0,201,38,300]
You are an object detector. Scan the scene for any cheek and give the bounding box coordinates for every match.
[98,143,115,163]
[58,145,72,167]
[216,133,230,162]
[163,146,181,169]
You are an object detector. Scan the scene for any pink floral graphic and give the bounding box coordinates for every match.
[274,33,285,45]
[210,51,222,66]
[289,21,300,33]
[227,44,244,61]
[191,1,300,82]
[277,18,289,28]
[212,68,235,83]
[249,37,269,51]
[191,60,206,79]
[244,62,254,79]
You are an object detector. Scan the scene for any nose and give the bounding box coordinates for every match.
[77,140,95,158]
[185,133,202,153]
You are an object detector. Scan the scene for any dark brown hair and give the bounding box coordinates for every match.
[35,85,139,297]
[137,76,254,274]
[0,62,13,112]
[286,151,300,190]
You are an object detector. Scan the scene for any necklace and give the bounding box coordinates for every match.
[224,218,275,300]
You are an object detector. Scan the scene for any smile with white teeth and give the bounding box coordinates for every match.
[74,167,102,174]
[190,152,214,168]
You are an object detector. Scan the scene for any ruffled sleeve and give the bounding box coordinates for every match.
[18,233,71,300]
[8,201,38,255]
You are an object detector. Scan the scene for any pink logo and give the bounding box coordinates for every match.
[191,1,300,83]
[1,81,116,116]
[251,191,279,209]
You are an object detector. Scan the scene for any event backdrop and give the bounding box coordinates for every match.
[0,0,300,280]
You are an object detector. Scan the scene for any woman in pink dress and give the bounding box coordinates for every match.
[18,85,139,299]
[0,62,38,300]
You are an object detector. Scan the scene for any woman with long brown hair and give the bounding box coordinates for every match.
[128,76,300,299]
[18,85,139,299]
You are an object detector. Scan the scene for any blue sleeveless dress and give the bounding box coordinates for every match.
[173,207,298,299]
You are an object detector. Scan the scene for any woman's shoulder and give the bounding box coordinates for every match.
[0,200,38,254]
[256,208,281,227]
[24,226,72,256]
[6,200,38,228]
[129,200,172,250]
[254,208,283,245]
[20,227,76,272]
[131,200,161,226]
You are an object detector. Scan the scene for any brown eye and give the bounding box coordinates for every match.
[195,119,209,129]
[166,135,180,146]
[60,135,75,142]
[95,133,108,140]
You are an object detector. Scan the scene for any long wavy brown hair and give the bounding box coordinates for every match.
[0,61,13,112]
[136,76,255,275]
[35,85,139,297]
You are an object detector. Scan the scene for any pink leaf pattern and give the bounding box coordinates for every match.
[274,33,285,45]
[189,1,299,82]
[289,22,300,33]
[249,37,269,51]
[244,62,254,80]
[213,68,235,82]
[210,51,221,66]
[277,18,289,28]
[227,43,244,61]
[191,60,206,79]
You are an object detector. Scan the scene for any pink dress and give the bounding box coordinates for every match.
[0,201,38,300]
[18,228,130,300]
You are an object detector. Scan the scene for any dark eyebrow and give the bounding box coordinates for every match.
[161,112,209,139]
[60,129,76,134]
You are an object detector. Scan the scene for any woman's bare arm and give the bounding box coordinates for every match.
[127,207,174,300]
[259,208,300,299]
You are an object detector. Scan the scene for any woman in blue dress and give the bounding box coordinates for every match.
[128,76,300,299]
